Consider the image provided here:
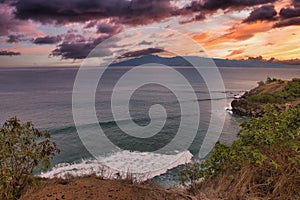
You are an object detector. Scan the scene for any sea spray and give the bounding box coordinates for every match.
[40,150,193,181]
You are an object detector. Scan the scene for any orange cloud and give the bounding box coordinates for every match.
[203,21,273,47]
[192,33,209,41]
[226,48,245,58]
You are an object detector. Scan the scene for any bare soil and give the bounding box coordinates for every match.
[20,176,206,200]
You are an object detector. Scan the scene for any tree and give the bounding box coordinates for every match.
[0,117,60,199]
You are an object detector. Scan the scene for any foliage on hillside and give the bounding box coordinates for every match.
[249,77,300,103]
[0,118,59,199]
[231,78,300,116]
[180,105,300,199]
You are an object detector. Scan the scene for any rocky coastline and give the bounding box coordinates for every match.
[231,78,300,117]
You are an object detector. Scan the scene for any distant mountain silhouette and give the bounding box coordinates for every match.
[110,55,299,68]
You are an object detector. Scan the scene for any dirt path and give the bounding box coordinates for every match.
[21,176,202,200]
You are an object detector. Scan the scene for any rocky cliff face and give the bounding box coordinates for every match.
[231,98,263,117]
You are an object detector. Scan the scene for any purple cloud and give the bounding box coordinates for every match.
[195,13,206,20]
[273,0,300,28]
[243,5,277,23]
[185,0,277,12]
[279,7,300,19]
[51,43,96,59]
[13,0,175,25]
[97,23,123,35]
[177,0,277,24]
[33,35,62,44]
[138,41,153,45]
[118,48,164,59]
[293,0,300,7]
[12,0,277,27]
[50,34,112,59]
[274,17,300,28]
[0,50,21,56]
[6,34,25,43]
[0,4,29,36]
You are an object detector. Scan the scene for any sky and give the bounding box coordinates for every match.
[0,0,300,67]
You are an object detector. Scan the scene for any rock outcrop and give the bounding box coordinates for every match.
[231,78,300,117]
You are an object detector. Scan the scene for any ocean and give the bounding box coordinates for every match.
[0,65,299,186]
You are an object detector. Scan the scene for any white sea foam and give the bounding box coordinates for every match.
[225,103,233,114]
[40,150,193,181]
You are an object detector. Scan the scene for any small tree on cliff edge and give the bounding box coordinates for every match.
[0,117,60,199]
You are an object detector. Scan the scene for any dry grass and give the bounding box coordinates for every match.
[200,150,300,200]
[20,175,198,200]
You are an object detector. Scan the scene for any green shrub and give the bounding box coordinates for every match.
[284,78,300,98]
[257,81,265,86]
[249,78,300,105]
[266,77,278,84]
[180,105,300,199]
[0,117,59,199]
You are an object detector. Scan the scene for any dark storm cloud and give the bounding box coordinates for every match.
[12,0,277,27]
[243,5,277,23]
[273,17,300,27]
[33,35,62,44]
[63,33,86,43]
[293,0,300,7]
[118,48,164,59]
[66,29,78,34]
[97,23,123,34]
[0,0,9,3]
[179,13,206,24]
[279,7,300,19]
[6,34,25,43]
[50,35,112,59]
[84,21,97,29]
[0,4,28,36]
[51,43,96,59]
[177,0,277,24]
[195,13,206,20]
[138,40,153,45]
[185,0,277,12]
[273,0,300,28]
[13,0,174,25]
[0,50,21,56]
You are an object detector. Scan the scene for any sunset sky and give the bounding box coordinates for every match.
[0,0,299,67]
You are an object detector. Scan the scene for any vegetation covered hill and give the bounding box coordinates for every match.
[181,105,300,199]
[231,78,300,117]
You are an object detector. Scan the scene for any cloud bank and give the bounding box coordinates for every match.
[0,50,21,56]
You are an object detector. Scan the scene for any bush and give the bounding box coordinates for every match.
[249,78,300,105]
[0,117,59,199]
[180,105,300,199]
[265,77,279,84]
[257,81,265,86]
[285,78,300,98]
[248,93,280,104]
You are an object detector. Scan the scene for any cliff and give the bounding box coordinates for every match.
[231,78,300,117]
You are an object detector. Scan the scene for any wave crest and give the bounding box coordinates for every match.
[40,150,193,181]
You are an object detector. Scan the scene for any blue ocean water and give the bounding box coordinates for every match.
[0,66,299,184]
